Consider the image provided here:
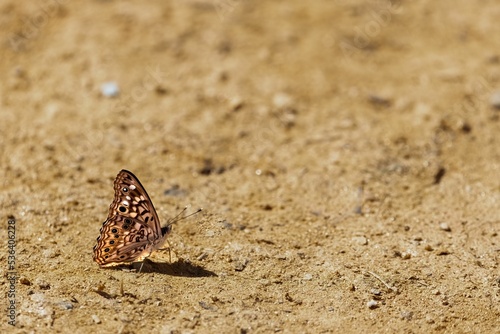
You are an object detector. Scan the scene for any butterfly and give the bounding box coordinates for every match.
[93,170,172,268]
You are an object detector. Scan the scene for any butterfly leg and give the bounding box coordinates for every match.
[138,261,145,274]
[138,249,155,274]
[158,239,173,263]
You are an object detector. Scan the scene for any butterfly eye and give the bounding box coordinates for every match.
[122,187,128,193]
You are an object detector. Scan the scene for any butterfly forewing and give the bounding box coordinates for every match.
[110,170,162,236]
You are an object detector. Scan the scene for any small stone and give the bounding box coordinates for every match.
[91,315,101,324]
[229,96,244,111]
[401,311,413,320]
[368,94,391,107]
[273,92,294,109]
[401,252,412,259]
[259,279,271,286]
[19,277,31,285]
[490,91,500,109]
[101,82,119,98]
[367,300,378,309]
[425,315,435,324]
[303,273,313,281]
[155,85,168,95]
[436,248,450,255]
[424,244,434,251]
[370,289,381,296]
[199,301,217,311]
[36,279,51,290]
[234,259,248,272]
[57,301,74,310]
[43,249,57,258]
[439,222,451,232]
[352,236,368,245]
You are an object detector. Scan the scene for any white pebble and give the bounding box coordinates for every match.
[367,300,378,309]
[490,91,500,109]
[439,222,451,232]
[101,82,120,97]
[273,92,293,108]
[352,236,368,245]
[92,314,101,324]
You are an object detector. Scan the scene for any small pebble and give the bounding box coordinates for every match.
[367,300,378,309]
[436,248,450,255]
[36,280,51,290]
[439,222,451,232]
[424,244,434,251]
[401,252,412,259]
[368,94,391,107]
[401,311,413,320]
[199,301,217,311]
[19,277,31,285]
[370,289,381,296]
[101,82,120,98]
[234,259,248,272]
[273,92,294,109]
[229,96,244,111]
[92,315,101,324]
[259,279,271,286]
[43,249,57,258]
[352,236,368,245]
[57,301,74,310]
[490,91,500,109]
[303,273,313,281]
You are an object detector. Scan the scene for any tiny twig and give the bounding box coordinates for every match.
[367,271,398,293]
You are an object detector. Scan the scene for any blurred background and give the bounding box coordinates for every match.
[1,0,499,332]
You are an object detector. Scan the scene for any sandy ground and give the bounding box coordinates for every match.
[1,0,499,333]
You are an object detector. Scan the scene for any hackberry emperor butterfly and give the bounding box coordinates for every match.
[93,170,172,268]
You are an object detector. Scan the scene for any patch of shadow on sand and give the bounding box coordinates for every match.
[120,259,217,277]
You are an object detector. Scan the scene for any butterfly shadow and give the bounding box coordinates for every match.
[127,259,217,277]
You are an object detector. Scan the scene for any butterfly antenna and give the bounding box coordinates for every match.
[168,207,203,225]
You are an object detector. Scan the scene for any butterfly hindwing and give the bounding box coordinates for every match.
[93,215,155,267]
[93,170,169,268]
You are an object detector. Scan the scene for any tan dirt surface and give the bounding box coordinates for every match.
[1,1,499,333]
